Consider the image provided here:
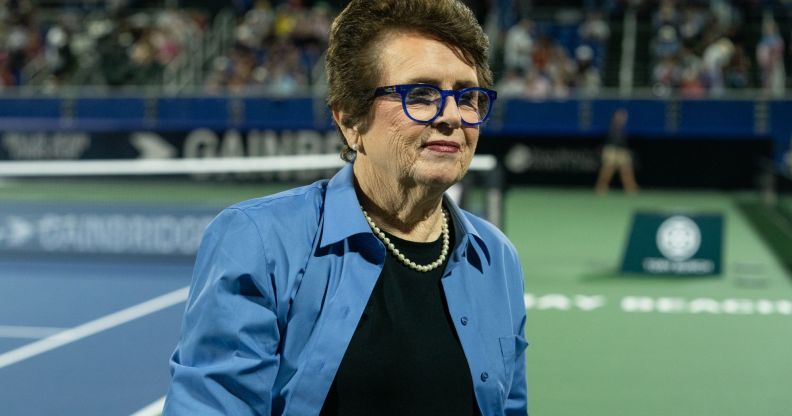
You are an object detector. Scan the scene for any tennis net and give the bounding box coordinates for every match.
[0,155,504,259]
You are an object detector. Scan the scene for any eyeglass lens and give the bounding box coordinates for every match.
[404,86,490,124]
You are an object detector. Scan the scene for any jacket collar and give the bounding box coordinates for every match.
[320,163,371,248]
[321,163,492,266]
[443,193,491,267]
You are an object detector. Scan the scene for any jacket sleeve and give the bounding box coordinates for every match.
[505,251,529,416]
[164,208,280,415]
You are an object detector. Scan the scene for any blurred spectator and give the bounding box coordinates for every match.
[724,45,750,89]
[578,11,610,69]
[530,36,554,75]
[710,0,741,31]
[550,70,570,98]
[756,17,786,97]
[98,24,135,87]
[239,1,274,48]
[679,66,706,98]
[524,68,553,99]
[677,47,702,79]
[496,68,527,97]
[545,41,575,87]
[126,33,164,85]
[43,23,76,87]
[504,18,534,73]
[702,37,734,96]
[653,0,680,30]
[652,25,681,60]
[1,1,41,87]
[677,3,710,45]
[574,45,602,96]
[1,53,15,88]
[652,55,679,95]
[579,11,610,45]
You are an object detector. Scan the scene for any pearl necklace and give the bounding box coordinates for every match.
[362,207,450,272]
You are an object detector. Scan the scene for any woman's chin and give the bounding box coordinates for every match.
[412,168,464,189]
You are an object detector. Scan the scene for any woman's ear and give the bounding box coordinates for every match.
[332,107,360,149]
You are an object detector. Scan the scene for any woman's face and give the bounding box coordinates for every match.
[358,32,481,189]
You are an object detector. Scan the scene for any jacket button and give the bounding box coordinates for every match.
[460,317,469,326]
[480,372,489,382]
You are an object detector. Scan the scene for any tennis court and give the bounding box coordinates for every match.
[1,178,790,415]
[2,0,791,414]
[511,188,792,416]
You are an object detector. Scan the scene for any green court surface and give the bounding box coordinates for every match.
[3,179,791,415]
[509,188,792,416]
[0,178,292,205]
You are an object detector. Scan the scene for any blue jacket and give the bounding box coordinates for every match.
[164,163,528,415]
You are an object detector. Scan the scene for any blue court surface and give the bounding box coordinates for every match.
[0,257,193,416]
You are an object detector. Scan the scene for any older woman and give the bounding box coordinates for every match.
[164,1,527,415]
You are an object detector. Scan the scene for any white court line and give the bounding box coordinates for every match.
[0,287,189,370]
[130,396,166,416]
[0,325,68,339]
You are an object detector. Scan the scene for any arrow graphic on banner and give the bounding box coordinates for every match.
[0,216,34,247]
[131,133,177,159]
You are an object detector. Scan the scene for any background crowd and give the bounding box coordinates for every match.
[647,0,789,97]
[1,0,207,91]
[1,0,791,97]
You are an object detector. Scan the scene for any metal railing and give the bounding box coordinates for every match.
[619,8,637,96]
[162,9,236,93]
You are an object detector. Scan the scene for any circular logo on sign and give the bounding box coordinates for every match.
[504,144,532,173]
[656,215,701,262]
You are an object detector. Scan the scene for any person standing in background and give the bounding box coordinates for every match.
[595,108,639,194]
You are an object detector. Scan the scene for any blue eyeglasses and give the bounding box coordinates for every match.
[373,84,497,126]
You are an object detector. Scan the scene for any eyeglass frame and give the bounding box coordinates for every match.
[373,83,497,126]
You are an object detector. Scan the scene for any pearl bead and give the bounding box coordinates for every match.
[361,206,450,272]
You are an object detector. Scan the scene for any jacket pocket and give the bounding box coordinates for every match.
[499,335,529,383]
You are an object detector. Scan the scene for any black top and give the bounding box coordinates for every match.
[320,215,480,416]
[606,120,627,148]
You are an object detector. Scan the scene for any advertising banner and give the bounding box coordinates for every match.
[620,212,724,276]
[0,202,220,259]
[0,128,772,188]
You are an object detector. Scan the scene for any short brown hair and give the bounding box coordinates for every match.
[326,0,493,162]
